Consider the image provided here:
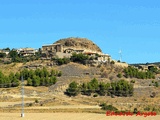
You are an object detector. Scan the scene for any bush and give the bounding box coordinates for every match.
[71,53,89,64]
[117,73,122,78]
[154,82,159,87]
[130,80,135,83]
[150,92,156,98]
[100,103,118,111]
[35,99,39,103]
[144,106,150,111]
[133,108,138,114]
[93,94,98,97]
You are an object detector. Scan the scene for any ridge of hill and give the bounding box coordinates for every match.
[54,37,102,52]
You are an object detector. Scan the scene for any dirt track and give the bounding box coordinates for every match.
[0,113,159,120]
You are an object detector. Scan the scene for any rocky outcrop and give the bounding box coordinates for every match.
[54,37,102,53]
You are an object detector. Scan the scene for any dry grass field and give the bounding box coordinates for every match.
[0,113,159,120]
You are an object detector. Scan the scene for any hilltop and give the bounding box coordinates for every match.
[54,37,102,53]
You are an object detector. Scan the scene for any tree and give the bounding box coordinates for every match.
[66,81,80,96]
[9,50,18,62]
[27,78,32,86]
[11,77,19,87]
[71,53,89,64]
[0,71,4,88]
[0,53,6,58]
[98,82,110,96]
[110,80,133,97]
[50,76,57,85]
[4,76,11,88]
[45,76,50,86]
[89,78,99,92]
[15,72,20,79]
[43,67,49,77]
[32,75,40,87]
[81,83,88,95]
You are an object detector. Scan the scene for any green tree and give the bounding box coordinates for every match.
[71,53,89,64]
[15,72,20,80]
[89,78,99,92]
[45,76,50,86]
[4,76,11,88]
[0,53,6,58]
[50,76,57,85]
[0,71,4,88]
[98,82,110,96]
[11,77,19,87]
[32,75,40,87]
[43,67,49,77]
[66,81,80,96]
[9,50,19,62]
[27,78,32,86]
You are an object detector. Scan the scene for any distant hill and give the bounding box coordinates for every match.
[130,62,160,66]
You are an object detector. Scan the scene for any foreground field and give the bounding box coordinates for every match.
[0,113,159,120]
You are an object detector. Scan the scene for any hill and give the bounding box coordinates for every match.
[54,37,102,53]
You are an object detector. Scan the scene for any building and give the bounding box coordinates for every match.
[42,43,64,58]
[0,49,10,55]
[41,43,111,65]
[18,48,36,56]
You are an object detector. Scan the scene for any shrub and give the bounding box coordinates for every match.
[130,80,135,83]
[100,103,118,111]
[117,73,122,78]
[133,108,138,114]
[154,82,159,87]
[35,99,39,103]
[144,106,150,111]
[93,94,98,97]
[150,92,156,98]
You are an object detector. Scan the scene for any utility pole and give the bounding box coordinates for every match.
[21,76,24,117]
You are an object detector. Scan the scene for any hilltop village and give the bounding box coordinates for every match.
[0,37,128,67]
[0,37,160,115]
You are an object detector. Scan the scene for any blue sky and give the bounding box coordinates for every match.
[0,0,160,64]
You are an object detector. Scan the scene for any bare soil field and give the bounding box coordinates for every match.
[0,113,159,120]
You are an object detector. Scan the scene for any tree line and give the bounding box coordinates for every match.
[0,67,61,88]
[65,78,133,97]
[123,66,155,79]
[0,71,19,88]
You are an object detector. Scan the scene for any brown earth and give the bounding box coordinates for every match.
[54,37,102,52]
